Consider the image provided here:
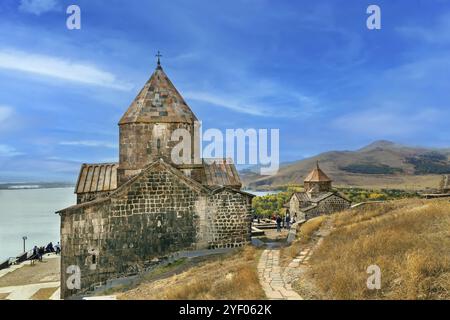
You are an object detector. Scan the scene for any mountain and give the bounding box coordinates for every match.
[241,140,450,190]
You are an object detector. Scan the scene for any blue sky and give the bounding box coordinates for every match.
[0,0,449,182]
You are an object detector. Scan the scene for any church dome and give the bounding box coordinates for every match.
[304,161,332,183]
[119,63,197,125]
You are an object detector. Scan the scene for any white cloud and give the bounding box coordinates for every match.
[18,0,60,16]
[59,140,117,149]
[0,145,23,157]
[0,48,133,91]
[185,92,266,116]
[0,106,13,123]
[184,90,319,118]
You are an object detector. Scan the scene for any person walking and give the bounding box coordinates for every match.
[276,215,282,232]
[285,213,291,229]
[38,246,44,262]
[31,246,38,265]
[55,242,61,255]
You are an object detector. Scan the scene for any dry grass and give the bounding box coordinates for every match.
[280,216,327,265]
[118,246,265,300]
[304,198,450,299]
[298,216,327,242]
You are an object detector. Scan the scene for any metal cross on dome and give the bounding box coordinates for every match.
[156,51,162,66]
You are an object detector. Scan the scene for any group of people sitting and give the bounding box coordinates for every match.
[31,242,61,263]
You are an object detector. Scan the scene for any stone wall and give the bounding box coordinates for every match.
[118,122,195,185]
[304,181,331,193]
[61,165,201,298]
[205,189,253,249]
[289,195,306,221]
[305,195,350,219]
[60,162,252,299]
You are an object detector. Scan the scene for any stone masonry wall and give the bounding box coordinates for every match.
[61,165,201,298]
[118,122,195,185]
[205,189,253,249]
[289,196,306,220]
[305,195,351,219]
[304,181,331,193]
[60,164,253,299]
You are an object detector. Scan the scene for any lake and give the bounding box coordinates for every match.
[0,188,276,261]
[246,191,279,197]
[0,187,75,261]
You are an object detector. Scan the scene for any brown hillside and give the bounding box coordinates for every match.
[297,198,450,300]
[242,140,450,190]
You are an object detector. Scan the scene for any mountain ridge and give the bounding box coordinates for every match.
[241,140,450,190]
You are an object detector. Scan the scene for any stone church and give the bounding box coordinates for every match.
[57,58,254,298]
[288,162,351,220]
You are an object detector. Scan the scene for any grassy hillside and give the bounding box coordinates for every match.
[298,198,450,299]
[118,247,265,300]
[242,140,450,190]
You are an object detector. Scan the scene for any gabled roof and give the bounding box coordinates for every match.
[75,163,118,194]
[304,161,331,182]
[302,204,318,212]
[293,192,310,203]
[292,191,350,204]
[119,65,197,125]
[209,186,256,198]
[203,158,241,188]
[112,159,209,198]
[309,192,335,202]
[58,159,252,214]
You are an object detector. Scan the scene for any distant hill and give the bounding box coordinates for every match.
[241,140,450,190]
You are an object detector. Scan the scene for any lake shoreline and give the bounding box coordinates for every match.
[0,187,75,261]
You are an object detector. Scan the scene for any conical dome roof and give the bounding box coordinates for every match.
[304,161,332,182]
[119,65,197,125]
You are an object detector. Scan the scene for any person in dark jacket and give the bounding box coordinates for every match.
[276,215,282,232]
[55,242,61,255]
[30,246,38,265]
[38,247,44,261]
[285,214,291,229]
[46,242,54,253]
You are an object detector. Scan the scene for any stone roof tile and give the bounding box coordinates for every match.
[119,66,197,125]
[304,161,332,182]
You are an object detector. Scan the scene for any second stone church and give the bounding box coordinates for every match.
[288,162,351,220]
